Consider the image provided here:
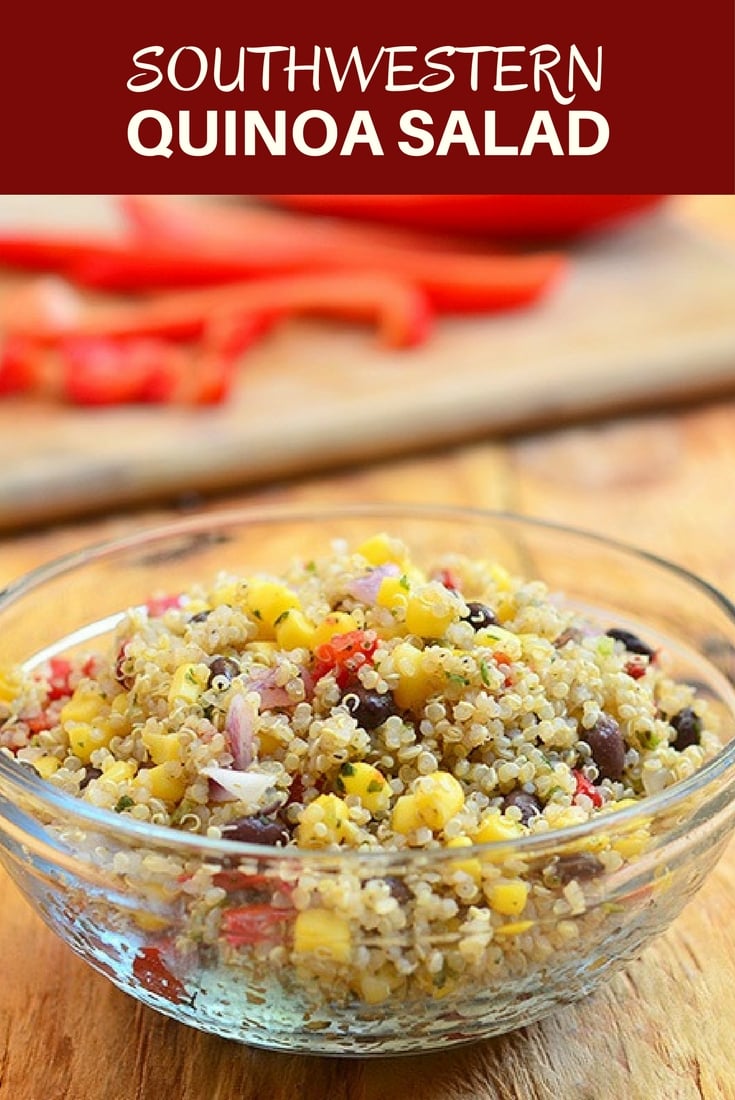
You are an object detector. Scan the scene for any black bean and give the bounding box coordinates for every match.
[207,656,240,688]
[222,816,290,846]
[502,789,543,824]
[462,602,498,631]
[586,714,626,782]
[189,610,211,624]
[670,707,703,751]
[342,686,397,730]
[381,876,412,905]
[79,766,103,789]
[606,629,656,658]
[548,852,604,886]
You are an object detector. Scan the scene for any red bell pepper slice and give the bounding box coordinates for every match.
[43,657,74,701]
[16,273,431,352]
[119,196,567,313]
[268,194,667,239]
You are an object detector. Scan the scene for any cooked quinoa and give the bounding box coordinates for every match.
[0,532,721,1006]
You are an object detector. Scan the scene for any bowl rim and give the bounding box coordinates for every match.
[1,501,734,864]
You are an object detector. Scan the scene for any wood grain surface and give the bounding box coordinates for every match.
[2,397,735,1100]
[1,196,735,527]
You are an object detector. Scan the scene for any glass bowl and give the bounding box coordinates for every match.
[0,506,734,1056]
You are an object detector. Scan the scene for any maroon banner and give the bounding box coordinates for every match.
[2,0,733,193]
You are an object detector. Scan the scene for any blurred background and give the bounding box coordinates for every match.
[0,193,733,532]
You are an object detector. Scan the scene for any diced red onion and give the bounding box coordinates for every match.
[202,766,273,805]
[345,563,400,605]
[246,670,294,710]
[225,692,256,769]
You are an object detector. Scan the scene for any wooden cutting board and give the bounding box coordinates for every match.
[1,195,735,529]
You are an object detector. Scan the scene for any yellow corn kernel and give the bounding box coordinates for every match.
[376,576,410,612]
[404,589,458,639]
[60,689,107,726]
[390,641,434,711]
[142,728,183,765]
[293,908,352,963]
[612,829,650,860]
[275,609,317,651]
[356,534,406,567]
[336,761,391,815]
[473,815,526,844]
[101,759,137,784]
[391,793,423,835]
[168,663,209,707]
[0,665,21,704]
[31,755,60,779]
[245,580,301,638]
[111,693,130,717]
[296,793,353,847]
[494,920,535,937]
[257,729,281,755]
[135,762,187,802]
[312,612,360,648]
[67,721,115,763]
[355,969,394,1005]
[446,836,483,884]
[413,771,465,831]
[132,910,170,933]
[486,880,529,916]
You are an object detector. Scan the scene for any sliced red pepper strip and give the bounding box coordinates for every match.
[117,196,566,313]
[15,273,431,352]
[268,194,667,239]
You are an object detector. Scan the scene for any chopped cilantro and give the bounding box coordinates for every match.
[274,609,291,626]
[367,779,384,793]
[185,668,198,685]
[305,560,317,573]
[340,762,356,776]
[446,673,470,686]
[479,660,491,687]
[399,574,410,590]
[251,608,263,621]
[114,796,134,813]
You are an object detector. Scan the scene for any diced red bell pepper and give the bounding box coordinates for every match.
[435,568,460,591]
[132,946,189,1005]
[25,712,55,734]
[220,904,292,947]
[146,594,182,617]
[312,629,379,688]
[44,657,73,701]
[572,769,603,808]
[625,660,648,680]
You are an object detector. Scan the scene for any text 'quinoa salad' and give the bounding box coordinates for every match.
[0,532,721,1006]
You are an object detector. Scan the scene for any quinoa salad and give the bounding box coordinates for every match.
[0,532,721,1007]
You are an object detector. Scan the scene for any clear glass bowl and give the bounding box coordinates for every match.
[1,506,734,1056]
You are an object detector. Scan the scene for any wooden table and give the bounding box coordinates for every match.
[3,201,735,1099]
[2,409,735,1100]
